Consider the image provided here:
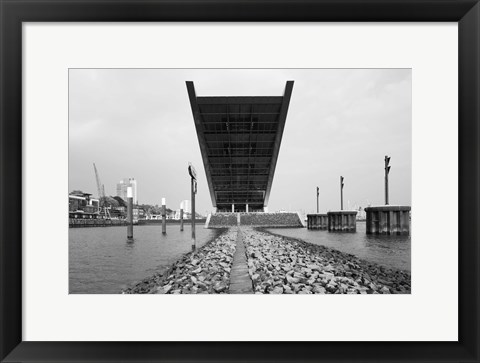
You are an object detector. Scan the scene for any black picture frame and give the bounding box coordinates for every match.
[1,1,479,362]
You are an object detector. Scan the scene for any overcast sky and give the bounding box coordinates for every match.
[69,69,411,214]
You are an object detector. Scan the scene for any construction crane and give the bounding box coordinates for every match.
[93,163,111,219]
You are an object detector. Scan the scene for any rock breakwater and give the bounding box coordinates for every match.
[123,228,237,294]
[243,228,411,294]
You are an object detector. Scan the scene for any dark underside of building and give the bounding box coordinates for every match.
[187,81,294,213]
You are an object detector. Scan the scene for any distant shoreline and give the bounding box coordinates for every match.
[139,219,207,225]
[69,218,207,228]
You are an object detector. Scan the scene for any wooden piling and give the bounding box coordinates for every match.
[180,202,184,232]
[127,187,133,240]
[162,198,166,235]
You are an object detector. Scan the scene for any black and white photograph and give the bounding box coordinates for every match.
[4,0,480,360]
[69,68,412,294]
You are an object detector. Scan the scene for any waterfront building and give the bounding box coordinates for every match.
[116,178,137,204]
[68,191,99,213]
[68,191,100,220]
[187,81,294,213]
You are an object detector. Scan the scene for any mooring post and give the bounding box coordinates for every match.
[340,176,344,211]
[180,201,184,231]
[385,155,391,205]
[127,186,133,240]
[191,178,196,251]
[162,197,166,235]
[189,163,197,251]
[316,186,319,213]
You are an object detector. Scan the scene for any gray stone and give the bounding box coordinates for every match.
[313,285,326,294]
[213,282,227,293]
[271,286,283,294]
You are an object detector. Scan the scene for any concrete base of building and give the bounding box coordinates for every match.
[307,214,328,230]
[364,205,411,235]
[327,211,357,232]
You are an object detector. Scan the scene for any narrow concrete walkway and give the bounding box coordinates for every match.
[228,228,254,294]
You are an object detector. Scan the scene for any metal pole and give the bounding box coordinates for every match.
[191,178,196,251]
[385,175,388,205]
[180,201,184,231]
[340,176,344,211]
[127,187,133,240]
[162,198,166,235]
[316,186,319,213]
[385,155,390,205]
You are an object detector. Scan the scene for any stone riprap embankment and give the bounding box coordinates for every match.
[208,213,238,228]
[243,228,411,294]
[123,229,237,294]
[240,212,303,228]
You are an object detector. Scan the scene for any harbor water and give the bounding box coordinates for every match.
[70,222,410,294]
[267,221,411,272]
[69,225,220,294]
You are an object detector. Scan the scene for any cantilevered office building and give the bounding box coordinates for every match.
[187,81,294,213]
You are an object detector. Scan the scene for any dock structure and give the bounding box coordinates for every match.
[186,80,294,213]
[307,214,328,230]
[228,228,254,294]
[365,206,410,235]
[327,211,357,232]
